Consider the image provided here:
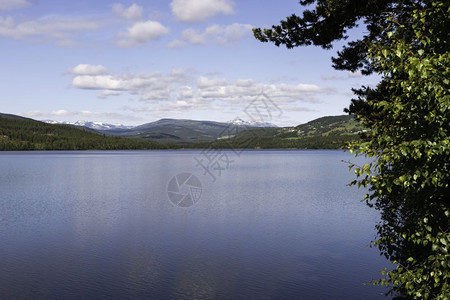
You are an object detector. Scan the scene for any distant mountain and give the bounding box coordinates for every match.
[43,120,134,131]
[0,112,34,121]
[99,118,277,144]
[96,115,365,148]
[0,113,166,151]
[228,118,278,128]
[188,115,366,149]
[1,113,366,150]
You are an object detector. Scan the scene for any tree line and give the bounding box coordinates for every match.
[0,116,167,150]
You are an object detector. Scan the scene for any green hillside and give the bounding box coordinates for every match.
[295,115,364,136]
[0,114,365,150]
[0,114,167,150]
[186,115,366,149]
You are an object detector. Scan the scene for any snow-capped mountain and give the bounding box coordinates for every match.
[43,117,276,133]
[43,120,134,130]
[228,117,278,128]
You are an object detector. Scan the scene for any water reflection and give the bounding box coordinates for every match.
[0,150,389,299]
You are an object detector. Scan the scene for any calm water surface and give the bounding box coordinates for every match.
[0,150,389,299]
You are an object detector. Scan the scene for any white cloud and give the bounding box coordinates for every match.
[69,66,332,117]
[213,23,252,44]
[178,86,194,99]
[194,78,327,104]
[68,64,109,75]
[50,109,69,116]
[197,76,228,88]
[0,15,102,46]
[98,90,122,99]
[112,3,143,21]
[71,68,190,100]
[167,39,185,48]
[348,70,363,78]
[180,28,206,44]
[235,79,254,87]
[171,0,234,22]
[0,0,30,11]
[24,109,144,122]
[282,105,317,112]
[321,70,364,81]
[116,20,170,47]
[169,23,252,48]
[73,75,124,90]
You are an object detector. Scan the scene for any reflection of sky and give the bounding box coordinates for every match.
[0,150,388,299]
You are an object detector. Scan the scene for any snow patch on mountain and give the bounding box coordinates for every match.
[43,120,134,130]
[227,118,278,128]
[43,118,277,131]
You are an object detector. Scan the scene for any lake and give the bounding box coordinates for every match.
[0,150,389,299]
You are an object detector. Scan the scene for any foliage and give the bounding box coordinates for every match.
[183,115,364,149]
[0,114,360,150]
[254,0,449,298]
[0,115,167,150]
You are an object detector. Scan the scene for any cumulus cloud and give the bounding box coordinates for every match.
[98,90,122,99]
[321,70,365,81]
[70,66,190,100]
[169,23,252,48]
[179,28,206,45]
[197,76,228,88]
[178,86,194,99]
[194,77,325,104]
[0,0,30,11]
[68,64,109,75]
[171,0,234,22]
[73,75,124,90]
[0,15,102,46]
[68,65,332,117]
[24,109,144,122]
[112,3,143,20]
[116,20,170,47]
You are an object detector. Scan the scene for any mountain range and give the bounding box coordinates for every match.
[0,113,166,151]
[1,112,365,150]
[188,115,365,149]
[43,120,134,131]
[44,118,278,144]
[44,118,277,131]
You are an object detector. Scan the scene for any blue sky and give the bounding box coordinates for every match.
[0,0,378,126]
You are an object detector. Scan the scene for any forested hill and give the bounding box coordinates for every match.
[95,115,364,149]
[0,113,365,150]
[0,114,167,150]
[186,115,365,149]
